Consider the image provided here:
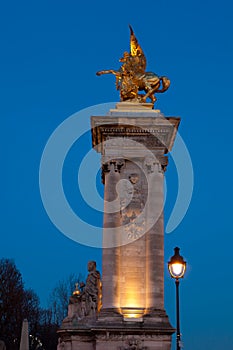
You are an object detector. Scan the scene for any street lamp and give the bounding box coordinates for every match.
[168,247,186,350]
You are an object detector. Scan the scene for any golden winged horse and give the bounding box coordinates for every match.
[96,26,170,105]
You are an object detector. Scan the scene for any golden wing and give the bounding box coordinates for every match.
[129,25,146,71]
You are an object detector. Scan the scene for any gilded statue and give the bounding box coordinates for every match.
[96,26,170,105]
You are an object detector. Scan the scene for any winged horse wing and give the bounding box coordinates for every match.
[129,25,147,72]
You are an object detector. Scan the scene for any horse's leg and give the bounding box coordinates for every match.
[96,69,116,76]
[115,75,122,90]
[142,81,160,102]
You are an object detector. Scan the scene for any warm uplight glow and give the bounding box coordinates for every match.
[120,280,145,310]
[121,307,145,321]
[118,238,146,320]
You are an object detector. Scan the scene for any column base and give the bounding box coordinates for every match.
[58,309,175,350]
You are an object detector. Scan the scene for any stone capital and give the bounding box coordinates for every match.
[101,157,125,183]
[143,154,168,174]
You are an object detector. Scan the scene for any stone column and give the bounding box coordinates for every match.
[91,104,180,322]
[144,153,167,312]
[101,158,123,311]
[118,159,147,316]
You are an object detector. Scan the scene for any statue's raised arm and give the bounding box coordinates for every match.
[96,25,170,106]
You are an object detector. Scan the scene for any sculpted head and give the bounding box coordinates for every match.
[88,261,96,272]
[129,173,139,184]
[119,51,130,62]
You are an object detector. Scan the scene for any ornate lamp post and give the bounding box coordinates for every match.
[168,247,186,350]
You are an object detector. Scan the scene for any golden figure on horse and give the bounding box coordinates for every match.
[96,26,170,105]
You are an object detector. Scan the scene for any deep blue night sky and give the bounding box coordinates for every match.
[1,1,233,349]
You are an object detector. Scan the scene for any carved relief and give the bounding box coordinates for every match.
[129,173,139,185]
[119,173,146,241]
[144,155,157,174]
[119,338,147,350]
[57,338,65,350]
[121,211,146,241]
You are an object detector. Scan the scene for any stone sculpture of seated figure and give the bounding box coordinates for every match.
[68,261,102,321]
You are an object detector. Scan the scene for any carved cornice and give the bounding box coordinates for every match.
[91,116,180,154]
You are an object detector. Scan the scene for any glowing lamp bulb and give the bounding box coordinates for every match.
[168,247,186,279]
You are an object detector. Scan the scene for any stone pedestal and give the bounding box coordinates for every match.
[58,102,180,350]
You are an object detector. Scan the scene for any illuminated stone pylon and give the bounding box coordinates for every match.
[58,102,180,350]
[91,102,179,349]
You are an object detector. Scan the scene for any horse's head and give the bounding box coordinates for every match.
[119,51,130,62]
